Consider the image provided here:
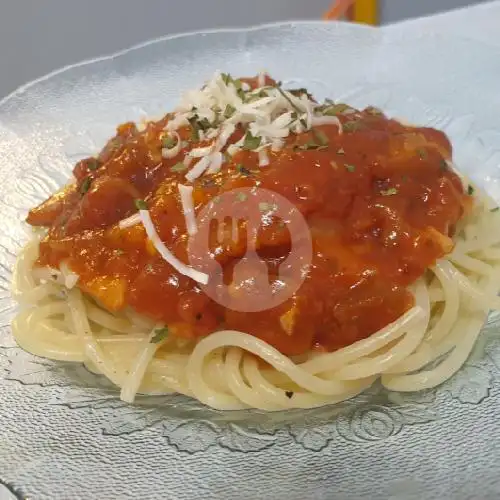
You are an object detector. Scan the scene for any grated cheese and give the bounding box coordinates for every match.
[178,184,198,236]
[138,209,208,284]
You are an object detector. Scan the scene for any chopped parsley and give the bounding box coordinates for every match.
[246,90,269,103]
[342,121,362,133]
[380,187,398,196]
[151,327,169,343]
[236,164,252,176]
[171,162,188,173]
[344,164,356,173]
[365,106,383,116]
[236,88,247,102]
[243,131,261,151]
[288,88,310,98]
[197,117,212,131]
[224,104,236,119]
[274,84,302,114]
[440,159,448,172]
[312,128,329,146]
[467,184,474,195]
[491,207,500,213]
[80,176,92,195]
[417,148,427,160]
[221,73,232,86]
[161,134,177,149]
[134,199,148,210]
[294,142,327,151]
[322,103,350,116]
[285,391,294,399]
[87,158,100,171]
[188,116,200,142]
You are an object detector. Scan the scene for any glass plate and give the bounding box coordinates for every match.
[1,22,500,500]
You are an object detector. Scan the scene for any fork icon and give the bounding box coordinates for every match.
[213,216,273,306]
[188,187,312,313]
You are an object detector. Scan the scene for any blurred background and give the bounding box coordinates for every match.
[0,0,488,99]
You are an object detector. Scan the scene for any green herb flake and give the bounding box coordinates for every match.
[285,391,294,399]
[467,184,474,195]
[161,134,177,149]
[365,106,383,116]
[417,148,427,160]
[188,116,200,142]
[237,164,252,176]
[322,103,350,116]
[224,104,236,119]
[274,84,302,114]
[337,147,345,155]
[135,199,148,210]
[440,159,448,172]
[299,119,308,129]
[87,158,100,171]
[237,88,247,102]
[243,131,261,151]
[80,177,92,195]
[294,142,328,152]
[343,121,361,133]
[221,73,232,86]
[491,207,500,213]
[171,162,188,173]
[344,164,356,173]
[151,326,169,344]
[380,187,398,196]
[198,117,212,131]
[312,129,329,146]
[236,192,248,202]
[289,88,308,98]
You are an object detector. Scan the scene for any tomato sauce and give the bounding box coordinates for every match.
[27,85,469,356]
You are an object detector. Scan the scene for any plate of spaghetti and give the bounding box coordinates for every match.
[2,21,500,500]
[12,69,500,412]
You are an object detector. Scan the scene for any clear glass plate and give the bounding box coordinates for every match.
[1,22,500,500]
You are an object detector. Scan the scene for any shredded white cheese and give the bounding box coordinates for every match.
[185,155,213,182]
[138,209,208,284]
[258,149,270,167]
[161,131,181,159]
[206,152,224,175]
[310,115,343,134]
[178,184,198,236]
[119,213,141,229]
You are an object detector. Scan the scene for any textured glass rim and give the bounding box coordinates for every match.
[0,20,375,108]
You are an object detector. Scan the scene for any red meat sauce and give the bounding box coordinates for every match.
[27,76,470,356]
